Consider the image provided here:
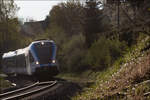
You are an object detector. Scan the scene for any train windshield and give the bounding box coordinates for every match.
[33,42,56,64]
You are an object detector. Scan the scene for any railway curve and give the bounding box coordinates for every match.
[0,81,57,100]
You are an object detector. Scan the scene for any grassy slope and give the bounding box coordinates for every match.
[73,34,150,100]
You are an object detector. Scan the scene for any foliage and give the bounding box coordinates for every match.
[0,0,26,68]
[86,36,127,70]
[45,25,67,47]
[73,34,150,100]
[48,0,111,48]
[49,0,85,36]
[83,0,103,47]
[0,0,21,52]
[0,18,23,51]
[42,0,128,72]
[0,0,18,21]
[86,37,111,70]
[60,34,87,72]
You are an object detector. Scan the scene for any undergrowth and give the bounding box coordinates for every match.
[73,34,150,100]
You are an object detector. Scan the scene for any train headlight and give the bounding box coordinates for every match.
[52,60,56,63]
[41,42,44,45]
[36,61,39,65]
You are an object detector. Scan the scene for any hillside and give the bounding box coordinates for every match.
[73,34,150,100]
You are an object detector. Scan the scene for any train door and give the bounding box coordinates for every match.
[2,57,16,74]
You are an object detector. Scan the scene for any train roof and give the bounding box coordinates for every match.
[2,47,28,59]
[31,40,54,44]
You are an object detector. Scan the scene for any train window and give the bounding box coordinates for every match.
[4,57,16,68]
[29,51,34,63]
[33,42,56,64]
[16,54,26,68]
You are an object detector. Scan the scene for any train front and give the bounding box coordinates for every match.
[30,40,59,76]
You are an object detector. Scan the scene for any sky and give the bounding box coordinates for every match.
[14,1,64,21]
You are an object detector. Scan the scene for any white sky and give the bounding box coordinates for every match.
[15,1,64,21]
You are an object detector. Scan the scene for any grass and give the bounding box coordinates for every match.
[72,34,150,100]
[0,71,12,92]
[0,77,11,92]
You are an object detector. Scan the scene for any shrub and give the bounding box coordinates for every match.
[108,39,128,62]
[86,36,128,70]
[60,34,87,72]
[86,36,111,70]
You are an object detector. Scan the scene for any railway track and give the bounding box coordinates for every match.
[0,81,57,100]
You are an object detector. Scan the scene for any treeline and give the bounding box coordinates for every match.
[0,0,31,66]
[36,0,128,72]
[39,0,149,72]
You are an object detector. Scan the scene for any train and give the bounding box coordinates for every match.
[1,40,59,76]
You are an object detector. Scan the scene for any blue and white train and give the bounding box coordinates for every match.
[1,40,59,76]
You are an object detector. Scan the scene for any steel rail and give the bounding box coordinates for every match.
[0,81,39,97]
[38,81,56,85]
[1,81,57,100]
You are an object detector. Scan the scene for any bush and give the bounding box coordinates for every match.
[108,39,128,62]
[86,36,128,70]
[86,37,111,70]
[60,34,87,72]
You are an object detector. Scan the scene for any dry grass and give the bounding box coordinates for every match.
[75,51,150,100]
[97,53,150,100]
[73,35,150,100]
